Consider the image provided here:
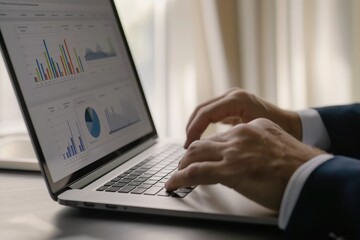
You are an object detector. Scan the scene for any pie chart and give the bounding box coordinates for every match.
[85,107,101,138]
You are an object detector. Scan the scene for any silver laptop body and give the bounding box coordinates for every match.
[0,0,276,225]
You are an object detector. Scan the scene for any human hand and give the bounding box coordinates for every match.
[184,88,302,148]
[166,118,323,211]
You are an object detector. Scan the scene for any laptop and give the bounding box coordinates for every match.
[0,0,277,225]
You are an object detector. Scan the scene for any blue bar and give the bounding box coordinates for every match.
[56,62,62,77]
[66,152,69,158]
[70,144,75,156]
[70,137,77,154]
[50,57,57,78]
[51,58,58,78]
[79,136,84,152]
[36,59,44,81]
[70,142,74,155]
[40,63,46,80]
[78,56,84,72]
[43,40,56,77]
[67,147,71,157]
[71,145,76,156]
[76,122,85,151]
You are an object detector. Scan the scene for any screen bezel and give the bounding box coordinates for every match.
[0,0,158,200]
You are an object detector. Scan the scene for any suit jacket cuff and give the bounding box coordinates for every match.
[278,154,333,229]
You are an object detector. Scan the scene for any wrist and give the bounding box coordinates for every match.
[281,110,302,141]
[267,107,302,141]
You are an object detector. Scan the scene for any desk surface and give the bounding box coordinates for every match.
[0,170,284,240]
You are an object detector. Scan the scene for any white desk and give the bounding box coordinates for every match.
[0,170,284,240]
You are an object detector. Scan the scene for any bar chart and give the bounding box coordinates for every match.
[33,39,85,83]
[62,120,86,160]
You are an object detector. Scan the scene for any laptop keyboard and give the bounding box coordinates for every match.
[96,144,196,198]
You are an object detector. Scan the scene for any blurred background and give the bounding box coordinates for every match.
[1,0,360,139]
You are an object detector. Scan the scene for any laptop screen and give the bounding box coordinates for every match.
[0,0,156,193]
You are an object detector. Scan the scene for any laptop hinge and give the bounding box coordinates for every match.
[69,138,157,189]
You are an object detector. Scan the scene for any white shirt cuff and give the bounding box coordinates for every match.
[298,109,331,150]
[278,154,334,229]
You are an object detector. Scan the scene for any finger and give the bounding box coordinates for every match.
[184,97,242,148]
[185,89,238,131]
[178,140,223,170]
[165,161,222,191]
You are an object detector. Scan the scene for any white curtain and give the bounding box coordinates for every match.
[237,0,360,109]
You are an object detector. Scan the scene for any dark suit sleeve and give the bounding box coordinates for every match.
[285,156,360,239]
[316,103,360,159]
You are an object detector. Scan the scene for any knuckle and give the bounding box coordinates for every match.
[252,117,271,125]
[233,123,256,135]
[229,89,251,101]
[188,140,201,152]
[186,165,200,179]
[223,147,239,159]
[250,118,281,131]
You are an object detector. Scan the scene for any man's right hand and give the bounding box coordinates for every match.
[184,88,302,148]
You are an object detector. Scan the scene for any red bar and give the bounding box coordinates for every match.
[64,39,75,74]
[34,77,38,82]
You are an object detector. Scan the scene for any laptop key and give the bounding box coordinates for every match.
[149,176,162,181]
[124,175,138,180]
[141,173,153,178]
[171,192,188,198]
[138,183,152,189]
[131,188,147,194]
[106,186,121,192]
[136,176,149,182]
[175,188,192,193]
[118,185,136,193]
[153,182,165,188]
[113,182,126,188]
[144,186,163,195]
[111,177,121,182]
[128,181,142,186]
[104,181,114,186]
[97,186,108,191]
[157,188,172,197]
[144,180,157,185]
[118,173,128,178]
[118,179,132,184]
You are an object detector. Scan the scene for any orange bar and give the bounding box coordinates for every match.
[64,39,75,74]
[46,68,51,80]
